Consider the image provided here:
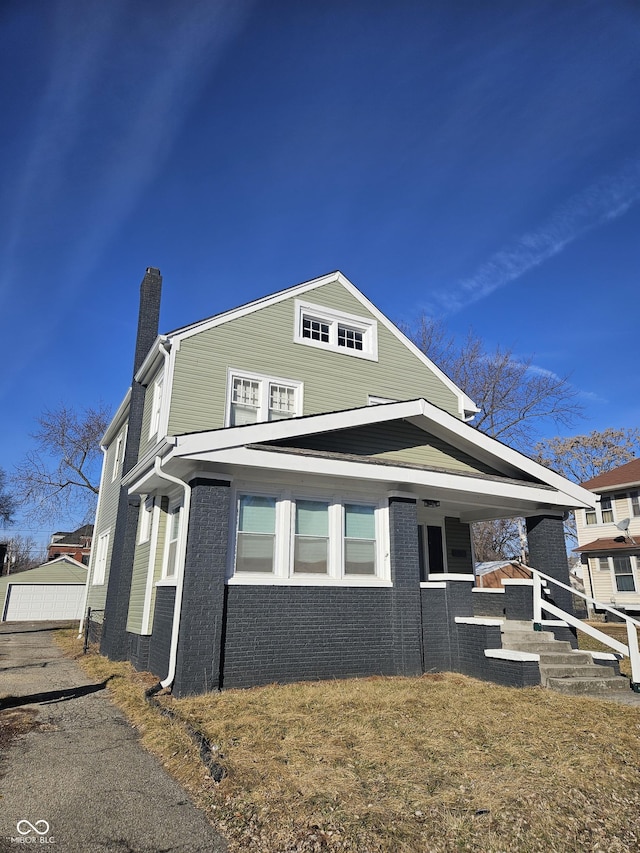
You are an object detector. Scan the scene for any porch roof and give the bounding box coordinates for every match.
[574,537,640,553]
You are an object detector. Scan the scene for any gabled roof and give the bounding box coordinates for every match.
[581,458,640,491]
[50,524,93,546]
[164,270,479,420]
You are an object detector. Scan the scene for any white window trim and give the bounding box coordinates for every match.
[92,530,110,586]
[294,299,378,361]
[139,496,155,544]
[225,368,303,427]
[228,486,390,586]
[584,495,616,526]
[161,500,183,579]
[149,369,164,439]
[628,490,640,518]
[111,427,126,482]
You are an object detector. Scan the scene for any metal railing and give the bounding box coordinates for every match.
[529,567,640,691]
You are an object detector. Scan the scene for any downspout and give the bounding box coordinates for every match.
[152,455,191,690]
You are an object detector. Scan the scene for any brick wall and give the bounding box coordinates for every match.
[149,586,175,681]
[222,586,395,689]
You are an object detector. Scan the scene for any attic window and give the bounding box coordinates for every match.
[227,370,302,426]
[295,300,378,361]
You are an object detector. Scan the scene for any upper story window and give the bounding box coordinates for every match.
[149,369,164,439]
[585,495,615,526]
[612,555,636,592]
[630,490,640,517]
[139,497,154,544]
[111,427,127,482]
[294,299,378,361]
[92,531,110,585]
[227,370,302,426]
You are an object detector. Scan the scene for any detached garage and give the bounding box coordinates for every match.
[1,556,87,622]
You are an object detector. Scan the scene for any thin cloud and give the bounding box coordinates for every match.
[432,159,640,314]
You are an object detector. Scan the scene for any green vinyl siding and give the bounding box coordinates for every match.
[274,421,504,477]
[444,517,474,573]
[0,560,87,606]
[169,280,460,436]
[127,496,169,634]
[86,421,129,617]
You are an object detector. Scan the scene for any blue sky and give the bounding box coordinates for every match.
[2,0,640,542]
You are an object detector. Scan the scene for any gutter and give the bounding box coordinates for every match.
[151,456,191,690]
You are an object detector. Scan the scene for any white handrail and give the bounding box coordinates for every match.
[529,567,640,689]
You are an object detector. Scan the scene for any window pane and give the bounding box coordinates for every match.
[616,574,636,592]
[232,378,259,406]
[345,539,376,575]
[238,496,275,534]
[613,555,632,574]
[602,509,614,523]
[269,384,295,419]
[231,404,258,426]
[631,491,640,517]
[236,532,274,573]
[294,537,328,573]
[295,500,329,536]
[598,557,609,571]
[302,316,330,343]
[345,504,375,539]
[338,325,363,350]
[585,510,597,525]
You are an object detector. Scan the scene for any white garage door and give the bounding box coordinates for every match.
[3,584,85,621]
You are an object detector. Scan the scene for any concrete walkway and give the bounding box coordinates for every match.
[0,622,227,852]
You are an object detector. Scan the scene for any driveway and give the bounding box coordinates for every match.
[0,622,227,852]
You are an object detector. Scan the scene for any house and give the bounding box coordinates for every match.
[1,556,87,621]
[575,458,640,619]
[47,524,93,565]
[82,268,595,697]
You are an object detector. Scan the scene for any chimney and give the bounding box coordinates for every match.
[132,267,162,377]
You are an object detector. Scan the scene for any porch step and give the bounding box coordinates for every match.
[500,623,630,695]
[546,675,630,695]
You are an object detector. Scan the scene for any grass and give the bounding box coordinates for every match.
[55,630,640,853]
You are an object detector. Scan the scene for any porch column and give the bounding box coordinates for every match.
[526,514,574,615]
[388,497,423,676]
[172,478,231,697]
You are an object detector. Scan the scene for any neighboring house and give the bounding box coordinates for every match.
[47,524,93,565]
[1,556,87,621]
[575,458,640,619]
[83,268,595,697]
[475,560,532,588]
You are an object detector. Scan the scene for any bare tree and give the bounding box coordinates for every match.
[533,428,640,484]
[12,404,111,526]
[473,517,524,562]
[408,317,582,450]
[0,467,16,526]
[1,535,46,575]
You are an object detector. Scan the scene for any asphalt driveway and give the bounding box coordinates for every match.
[0,622,227,852]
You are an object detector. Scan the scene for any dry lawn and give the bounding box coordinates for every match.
[56,630,640,853]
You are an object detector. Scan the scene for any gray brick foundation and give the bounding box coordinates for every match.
[149,586,175,681]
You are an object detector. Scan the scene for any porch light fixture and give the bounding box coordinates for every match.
[423,500,440,508]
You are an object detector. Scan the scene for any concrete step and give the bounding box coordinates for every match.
[546,675,630,695]
[537,651,593,665]
[539,664,617,686]
[502,630,556,644]
[503,640,575,654]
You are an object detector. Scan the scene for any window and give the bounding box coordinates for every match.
[344,504,376,575]
[294,500,329,574]
[92,531,110,585]
[613,555,635,592]
[236,496,276,573]
[149,370,164,438]
[139,497,154,544]
[294,300,378,361]
[598,557,610,571]
[112,428,126,482]
[227,371,301,426]
[585,508,597,525]
[232,491,387,583]
[600,496,614,524]
[630,490,640,518]
[163,503,182,578]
